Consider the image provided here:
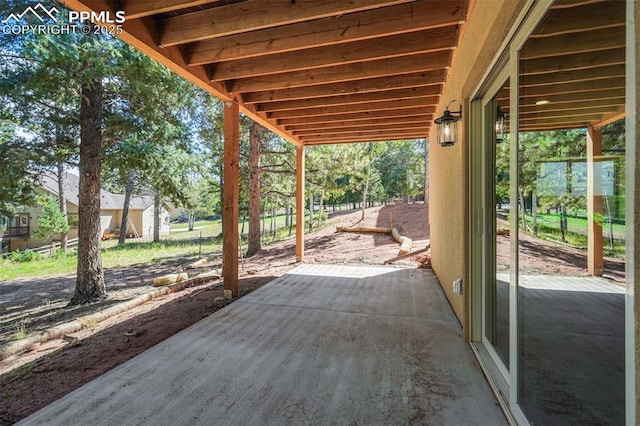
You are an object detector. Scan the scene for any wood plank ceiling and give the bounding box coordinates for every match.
[62,0,466,146]
[63,0,625,144]
[500,0,626,132]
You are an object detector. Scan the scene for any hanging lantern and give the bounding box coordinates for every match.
[434,100,462,147]
[496,106,508,143]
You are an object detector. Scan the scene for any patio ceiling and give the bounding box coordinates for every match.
[62,0,625,145]
[503,0,626,132]
[62,0,466,146]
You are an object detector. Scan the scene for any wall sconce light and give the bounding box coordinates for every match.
[496,106,508,143]
[434,100,462,147]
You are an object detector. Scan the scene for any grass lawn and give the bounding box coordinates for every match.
[0,212,316,282]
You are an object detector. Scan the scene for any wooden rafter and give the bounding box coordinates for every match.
[230,50,451,93]
[285,115,431,133]
[277,107,435,126]
[267,97,438,120]
[530,2,625,37]
[187,0,464,65]
[521,26,625,60]
[210,26,457,81]
[520,64,625,87]
[158,0,416,47]
[256,86,441,112]
[123,0,221,20]
[242,71,446,104]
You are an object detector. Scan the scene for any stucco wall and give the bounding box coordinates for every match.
[428,0,525,338]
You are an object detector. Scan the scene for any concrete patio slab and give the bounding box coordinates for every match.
[19,264,505,425]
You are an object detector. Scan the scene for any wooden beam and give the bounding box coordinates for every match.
[296,146,305,262]
[593,111,626,128]
[519,77,624,98]
[268,97,438,120]
[586,125,604,276]
[293,122,430,137]
[518,106,621,122]
[518,98,626,115]
[257,86,442,112]
[277,107,435,126]
[521,26,625,60]
[187,0,464,65]
[520,64,625,87]
[159,0,415,47]
[303,129,427,142]
[230,51,451,93]
[530,2,625,37]
[210,27,458,80]
[518,113,611,128]
[304,133,426,145]
[222,100,239,299]
[520,47,625,75]
[243,71,446,104]
[286,115,430,132]
[499,88,626,106]
[123,0,217,20]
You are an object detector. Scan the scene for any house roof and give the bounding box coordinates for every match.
[39,172,156,211]
[60,0,625,145]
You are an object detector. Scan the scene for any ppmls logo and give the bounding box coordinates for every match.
[2,3,125,36]
[2,4,59,24]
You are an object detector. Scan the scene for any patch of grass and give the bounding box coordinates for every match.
[0,214,332,282]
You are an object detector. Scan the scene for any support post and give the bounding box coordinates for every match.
[296,146,305,262]
[223,100,239,298]
[587,125,604,276]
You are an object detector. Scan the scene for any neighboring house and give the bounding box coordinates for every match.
[0,172,172,253]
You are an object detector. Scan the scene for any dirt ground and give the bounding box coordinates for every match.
[0,202,626,424]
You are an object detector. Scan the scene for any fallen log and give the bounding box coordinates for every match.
[384,243,431,264]
[391,228,412,254]
[336,226,412,255]
[336,226,392,233]
[0,270,221,360]
[152,272,189,287]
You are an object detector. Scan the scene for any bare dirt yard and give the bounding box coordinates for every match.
[0,202,625,424]
[0,203,429,424]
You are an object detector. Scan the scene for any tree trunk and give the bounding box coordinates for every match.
[317,191,324,228]
[188,212,196,231]
[118,170,135,245]
[71,77,106,305]
[288,206,293,236]
[308,194,314,231]
[361,160,371,220]
[56,160,68,252]
[519,190,527,231]
[532,190,538,236]
[247,121,262,256]
[153,189,160,242]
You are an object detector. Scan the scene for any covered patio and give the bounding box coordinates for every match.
[18,264,505,425]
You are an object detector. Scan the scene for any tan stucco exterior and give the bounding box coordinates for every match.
[428,0,525,339]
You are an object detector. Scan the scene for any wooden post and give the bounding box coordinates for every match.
[296,146,305,262]
[587,125,604,276]
[223,100,239,298]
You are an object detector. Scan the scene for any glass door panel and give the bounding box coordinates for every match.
[484,82,511,369]
[516,2,626,423]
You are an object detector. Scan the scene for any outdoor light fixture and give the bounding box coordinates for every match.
[496,106,508,143]
[434,100,462,147]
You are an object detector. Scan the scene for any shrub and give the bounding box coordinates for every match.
[8,249,42,263]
